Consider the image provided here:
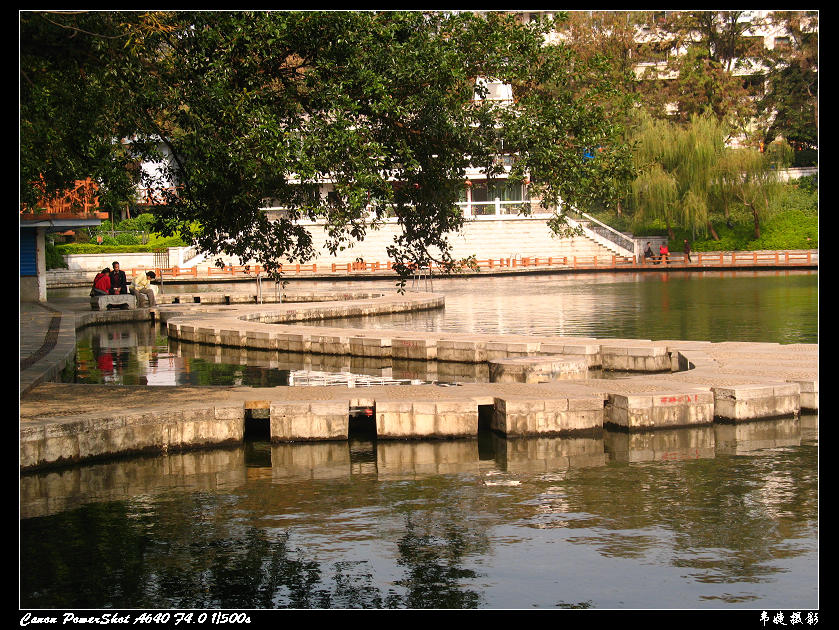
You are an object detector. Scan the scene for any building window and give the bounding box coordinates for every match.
[774,36,791,51]
[470,181,523,203]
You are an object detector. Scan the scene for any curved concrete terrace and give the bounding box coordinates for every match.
[20,289,818,472]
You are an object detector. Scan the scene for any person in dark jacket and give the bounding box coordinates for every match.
[683,239,692,263]
[109,261,129,295]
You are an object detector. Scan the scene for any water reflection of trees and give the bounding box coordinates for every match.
[539,440,818,598]
[21,490,488,609]
[21,497,326,609]
[393,513,483,609]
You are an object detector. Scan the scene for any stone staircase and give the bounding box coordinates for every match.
[213,216,631,268]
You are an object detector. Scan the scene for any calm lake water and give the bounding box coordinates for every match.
[69,270,818,387]
[23,270,819,610]
[302,269,819,343]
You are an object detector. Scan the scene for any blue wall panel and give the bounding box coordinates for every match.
[20,228,38,276]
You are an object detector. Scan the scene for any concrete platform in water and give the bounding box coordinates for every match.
[20,290,818,471]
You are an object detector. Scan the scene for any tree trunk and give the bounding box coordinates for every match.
[707,221,720,240]
[748,203,761,239]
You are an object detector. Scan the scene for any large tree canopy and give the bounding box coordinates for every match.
[757,11,818,150]
[21,10,633,283]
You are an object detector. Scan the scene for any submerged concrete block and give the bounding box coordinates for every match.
[374,400,414,437]
[21,403,247,471]
[309,333,351,355]
[375,399,477,439]
[712,383,801,422]
[270,401,349,442]
[793,379,818,411]
[197,326,221,345]
[277,332,312,353]
[489,355,588,383]
[485,341,541,361]
[176,324,197,343]
[219,328,246,348]
[437,339,487,363]
[348,335,392,358]
[601,344,671,372]
[244,329,273,350]
[608,390,714,430]
[540,343,602,367]
[492,395,603,436]
[391,337,438,361]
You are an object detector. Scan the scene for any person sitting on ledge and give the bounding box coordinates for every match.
[109,261,128,295]
[130,271,157,307]
[91,268,111,296]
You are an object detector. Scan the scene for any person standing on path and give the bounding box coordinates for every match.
[683,239,692,263]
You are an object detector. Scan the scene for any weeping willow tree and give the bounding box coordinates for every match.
[713,140,792,239]
[630,111,728,240]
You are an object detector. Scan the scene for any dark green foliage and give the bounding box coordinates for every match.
[45,240,68,269]
[55,236,186,256]
[21,10,632,287]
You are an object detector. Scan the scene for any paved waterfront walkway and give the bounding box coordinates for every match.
[20,300,81,397]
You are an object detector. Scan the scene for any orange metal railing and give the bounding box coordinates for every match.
[112,251,814,283]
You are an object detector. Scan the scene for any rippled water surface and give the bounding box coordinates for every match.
[21,420,818,609]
